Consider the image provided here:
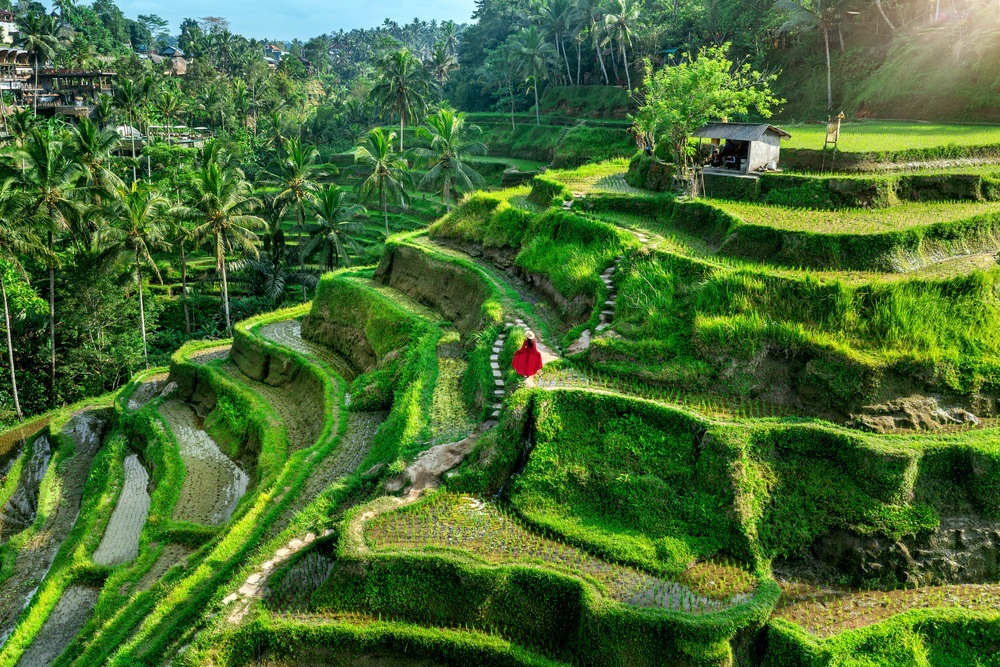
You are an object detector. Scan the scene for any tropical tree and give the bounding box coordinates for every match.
[535,0,579,85]
[114,78,143,179]
[512,26,556,125]
[12,126,86,400]
[67,117,123,196]
[604,0,641,91]
[427,43,458,92]
[480,43,523,129]
[372,48,430,151]
[304,185,365,271]
[775,0,846,113]
[440,20,459,54]
[353,127,410,239]
[265,137,324,296]
[156,88,185,143]
[414,108,486,212]
[17,12,58,114]
[578,0,610,84]
[178,143,265,333]
[636,44,782,194]
[98,184,172,367]
[0,181,49,421]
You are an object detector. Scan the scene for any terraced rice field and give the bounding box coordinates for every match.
[716,200,1000,234]
[781,121,1000,153]
[0,435,51,540]
[366,494,755,612]
[266,549,336,614]
[0,410,108,642]
[430,356,475,445]
[137,544,194,591]
[219,360,323,452]
[126,374,170,410]
[188,344,233,365]
[258,319,359,382]
[159,400,248,525]
[92,455,150,566]
[0,417,49,464]
[772,580,1000,637]
[268,411,387,539]
[15,586,99,667]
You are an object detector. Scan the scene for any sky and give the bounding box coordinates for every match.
[82,0,478,41]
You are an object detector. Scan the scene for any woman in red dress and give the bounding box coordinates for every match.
[512,331,544,378]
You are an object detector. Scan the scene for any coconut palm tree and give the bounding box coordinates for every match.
[177,143,265,333]
[265,137,323,297]
[513,26,556,125]
[440,20,459,55]
[353,127,410,239]
[603,0,640,91]
[372,48,430,152]
[17,12,58,115]
[427,43,458,94]
[535,0,579,85]
[414,108,486,212]
[12,125,86,401]
[156,88,185,144]
[67,117,123,197]
[98,184,172,368]
[0,180,49,421]
[578,0,610,84]
[304,184,366,271]
[114,78,143,180]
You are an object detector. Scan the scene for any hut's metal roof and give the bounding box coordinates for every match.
[692,122,791,141]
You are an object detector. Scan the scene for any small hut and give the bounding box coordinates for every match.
[693,122,791,175]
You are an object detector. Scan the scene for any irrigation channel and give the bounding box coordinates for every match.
[159,400,248,526]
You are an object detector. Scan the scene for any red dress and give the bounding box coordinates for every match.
[512,340,543,377]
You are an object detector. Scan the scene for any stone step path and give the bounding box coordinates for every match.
[488,326,509,419]
[565,231,650,356]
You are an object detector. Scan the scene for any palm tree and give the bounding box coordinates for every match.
[414,108,486,212]
[304,185,365,271]
[17,13,58,115]
[0,180,49,421]
[353,128,410,239]
[578,0,610,85]
[177,143,265,333]
[372,48,430,152]
[513,26,556,125]
[98,184,172,368]
[12,126,86,401]
[265,137,322,297]
[93,93,114,129]
[114,78,143,180]
[441,20,459,54]
[427,43,458,93]
[776,0,846,113]
[67,117,122,197]
[156,89,185,144]
[536,0,579,85]
[172,215,196,335]
[603,0,640,91]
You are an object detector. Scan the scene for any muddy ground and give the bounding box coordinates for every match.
[92,454,150,566]
[14,586,99,667]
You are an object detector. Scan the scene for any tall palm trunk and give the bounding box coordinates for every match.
[33,59,39,114]
[874,0,895,31]
[560,36,573,84]
[297,202,307,300]
[532,65,540,126]
[443,176,450,212]
[136,249,148,369]
[180,238,190,335]
[381,180,388,238]
[399,101,405,152]
[823,27,833,112]
[621,42,632,91]
[595,37,609,84]
[47,228,55,403]
[1,274,22,422]
[219,237,231,333]
[576,39,582,85]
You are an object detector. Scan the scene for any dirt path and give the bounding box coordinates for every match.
[14,586,99,667]
[92,455,150,566]
[258,319,359,382]
[0,410,109,643]
[159,400,248,526]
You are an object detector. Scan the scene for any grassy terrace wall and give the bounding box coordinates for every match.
[430,191,637,326]
[582,189,1000,273]
[374,237,506,419]
[780,144,1000,173]
[328,493,778,667]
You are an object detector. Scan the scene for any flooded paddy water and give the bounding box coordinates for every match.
[159,400,248,525]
